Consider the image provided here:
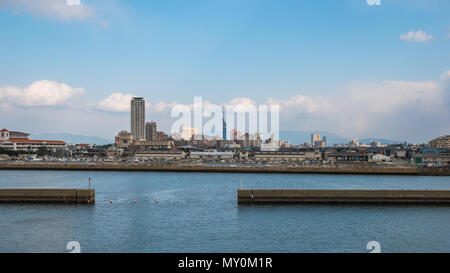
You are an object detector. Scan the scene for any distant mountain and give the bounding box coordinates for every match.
[358,138,403,145]
[31,133,113,145]
[280,130,349,145]
[279,130,403,145]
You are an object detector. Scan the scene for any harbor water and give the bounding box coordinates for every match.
[0,170,449,253]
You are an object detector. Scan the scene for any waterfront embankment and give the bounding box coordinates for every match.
[0,189,95,203]
[0,163,449,176]
[238,189,450,204]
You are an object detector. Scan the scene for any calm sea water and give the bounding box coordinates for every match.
[0,170,449,253]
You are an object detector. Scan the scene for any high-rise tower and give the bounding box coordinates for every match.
[311,133,320,147]
[145,122,157,141]
[131,97,145,141]
[222,104,227,140]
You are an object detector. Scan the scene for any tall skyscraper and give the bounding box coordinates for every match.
[131,97,145,141]
[145,122,157,141]
[222,105,227,140]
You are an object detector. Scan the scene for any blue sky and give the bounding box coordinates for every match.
[0,0,449,142]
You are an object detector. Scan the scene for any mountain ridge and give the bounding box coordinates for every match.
[31,133,113,145]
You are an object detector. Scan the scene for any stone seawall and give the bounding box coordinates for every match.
[0,189,95,203]
[238,189,450,204]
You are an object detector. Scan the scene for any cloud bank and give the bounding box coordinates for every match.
[1,71,449,143]
[268,78,449,140]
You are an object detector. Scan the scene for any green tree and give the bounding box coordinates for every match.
[37,146,49,156]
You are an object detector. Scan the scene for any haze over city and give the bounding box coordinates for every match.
[0,0,449,143]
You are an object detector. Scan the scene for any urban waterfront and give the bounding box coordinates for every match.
[0,170,450,253]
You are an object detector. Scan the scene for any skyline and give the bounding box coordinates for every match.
[0,0,449,142]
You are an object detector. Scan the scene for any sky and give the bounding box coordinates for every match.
[0,0,449,143]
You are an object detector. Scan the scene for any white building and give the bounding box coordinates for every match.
[311,133,321,147]
[261,141,280,152]
[372,154,391,162]
[181,127,199,140]
[349,139,359,147]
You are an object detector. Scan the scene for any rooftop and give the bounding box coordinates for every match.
[0,139,65,144]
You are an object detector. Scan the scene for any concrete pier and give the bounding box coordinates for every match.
[0,189,95,204]
[238,189,450,204]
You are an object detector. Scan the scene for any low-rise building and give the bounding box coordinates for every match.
[429,135,450,149]
[107,147,124,158]
[135,151,185,160]
[133,140,175,149]
[189,151,234,160]
[224,142,241,150]
[254,150,321,162]
[394,150,407,159]
[0,129,30,140]
[260,142,280,152]
[325,151,373,162]
[411,153,450,165]
[0,129,66,152]
[115,130,134,148]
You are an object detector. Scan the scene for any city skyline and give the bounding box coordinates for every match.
[0,0,449,143]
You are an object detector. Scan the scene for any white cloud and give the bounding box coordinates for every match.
[66,0,80,6]
[228,98,256,106]
[152,102,178,112]
[0,0,94,20]
[0,80,85,107]
[267,95,333,114]
[399,30,433,43]
[97,93,185,113]
[266,76,449,140]
[440,70,450,82]
[226,97,257,113]
[96,93,135,112]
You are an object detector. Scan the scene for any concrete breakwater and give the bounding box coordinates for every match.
[238,189,450,204]
[0,189,95,203]
[0,163,449,176]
